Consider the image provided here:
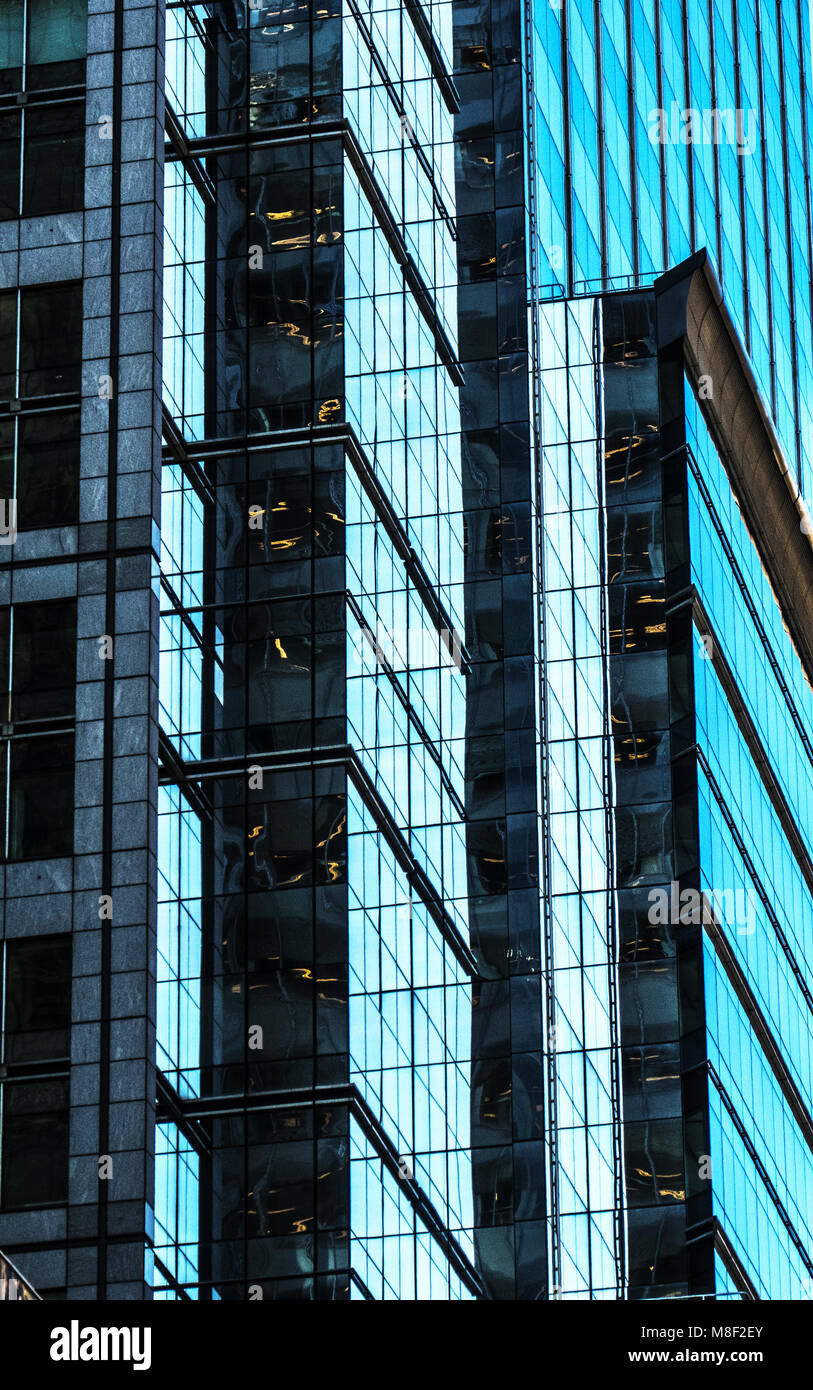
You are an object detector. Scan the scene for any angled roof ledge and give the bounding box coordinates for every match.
[655,250,813,689]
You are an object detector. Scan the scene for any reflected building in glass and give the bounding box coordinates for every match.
[1,0,813,1306]
[0,0,494,1304]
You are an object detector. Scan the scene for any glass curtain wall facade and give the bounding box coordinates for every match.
[536,292,623,1300]
[529,0,813,1300]
[531,0,813,504]
[0,0,164,1300]
[452,0,548,1299]
[2,0,813,1307]
[156,0,480,1300]
[0,0,548,1307]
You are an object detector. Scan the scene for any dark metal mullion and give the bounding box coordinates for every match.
[1,1061,71,1083]
[345,0,456,239]
[593,298,625,1297]
[707,1060,813,1279]
[729,0,752,357]
[624,0,641,285]
[193,12,226,1289]
[0,943,4,1205]
[775,0,803,471]
[308,57,320,1278]
[160,1081,486,1297]
[17,106,24,221]
[560,0,574,298]
[166,121,463,383]
[691,0,719,262]
[152,1249,192,1301]
[0,83,87,107]
[345,596,466,821]
[793,0,813,462]
[21,0,28,88]
[0,392,82,425]
[683,441,813,770]
[4,609,12,861]
[652,0,669,274]
[169,746,478,974]
[592,0,609,287]
[751,0,776,418]
[401,0,459,116]
[703,906,813,1157]
[241,128,252,1291]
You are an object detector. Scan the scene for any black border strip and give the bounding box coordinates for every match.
[164,120,463,385]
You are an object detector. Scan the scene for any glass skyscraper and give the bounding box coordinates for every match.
[156,0,478,1301]
[531,0,813,1300]
[0,0,811,1306]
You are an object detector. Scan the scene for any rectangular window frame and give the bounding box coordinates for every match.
[0,598,76,863]
[0,934,71,1212]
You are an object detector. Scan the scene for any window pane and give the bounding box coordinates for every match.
[4,936,71,1062]
[22,103,84,216]
[19,283,82,396]
[17,410,80,527]
[1,1078,69,1209]
[26,0,86,89]
[7,732,74,860]
[624,1118,685,1207]
[12,598,76,719]
[0,111,21,219]
[0,0,23,89]
[0,291,16,398]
